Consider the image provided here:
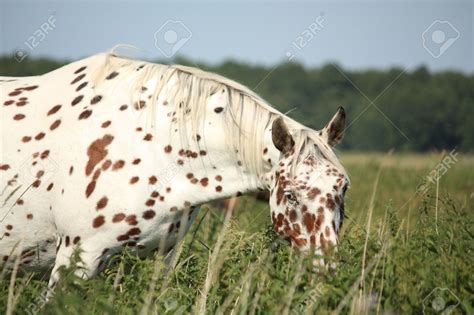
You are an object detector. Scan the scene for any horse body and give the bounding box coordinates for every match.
[1,51,348,288]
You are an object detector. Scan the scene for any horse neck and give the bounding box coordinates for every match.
[148,98,280,207]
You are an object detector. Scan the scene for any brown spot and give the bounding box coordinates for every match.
[47,183,54,191]
[106,71,119,80]
[134,100,146,110]
[303,213,316,233]
[92,215,105,228]
[71,74,85,84]
[215,175,222,181]
[73,236,81,244]
[16,100,28,106]
[125,215,138,225]
[143,133,153,141]
[23,85,38,91]
[119,104,128,111]
[148,176,157,184]
[13,114,25,120]
[325,226,331,237]
[145,199,155,207]
[143,210,156,220]
[132,158,141,165]
[315,213,324,231]
[6,225,13,230]
[289,210,298,222]
[326,197,336,210]
[85,181,96,198]
[74,66,86,74]
[17,199,24,205]
[200,178,209,187]
[117,234,129,241]
[26,213,33,220]
[71,95,84,106]
[307,188,321,200]
[4,100,14,106]
[112,160,125,170]
[130,176,139,184]
[0,164,10,171]
[76,81,88,92]
[214,107,224,113]
[164,145,172,153]
[101,160,112,171]
[215,186,222,192]
[9,90,22,96]
[32,179,41,188]
[102,120,111,128]
[50,119,61,130]
[78,110,92,120]
[170,206,178,212]
[35,132,45,140]
[90,95,102,105]
[127,227,141,236]
[96,196,108,210]
[112,213,126,223]
[47,105,61,116]
[85,134,114,176]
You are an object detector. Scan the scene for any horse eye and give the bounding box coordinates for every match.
[284,190,297,202]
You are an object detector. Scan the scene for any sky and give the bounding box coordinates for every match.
[0,0,472,73]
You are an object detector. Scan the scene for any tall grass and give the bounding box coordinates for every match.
[1,153,473,314]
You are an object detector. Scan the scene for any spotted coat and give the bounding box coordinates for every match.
[0,53,348,288]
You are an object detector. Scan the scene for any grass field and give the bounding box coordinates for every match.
[1,152,473,314]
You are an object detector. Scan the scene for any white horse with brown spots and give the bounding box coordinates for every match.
[0,51,349,290]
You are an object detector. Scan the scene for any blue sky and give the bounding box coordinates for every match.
[0,0,472,73]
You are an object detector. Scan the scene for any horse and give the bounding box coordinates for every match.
[0,50,349,290]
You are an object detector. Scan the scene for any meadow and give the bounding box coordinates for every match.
[1,152,473,314]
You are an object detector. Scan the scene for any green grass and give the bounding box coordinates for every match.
[1,153,473,314]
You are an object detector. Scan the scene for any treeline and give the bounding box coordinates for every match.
[1,55,473,152]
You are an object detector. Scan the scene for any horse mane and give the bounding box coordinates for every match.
[92,47,347,183]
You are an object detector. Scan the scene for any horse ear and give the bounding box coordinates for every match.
[321,107,346,146]
[272,117,295,154]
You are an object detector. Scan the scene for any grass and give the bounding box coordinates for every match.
[1,152,473,314]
